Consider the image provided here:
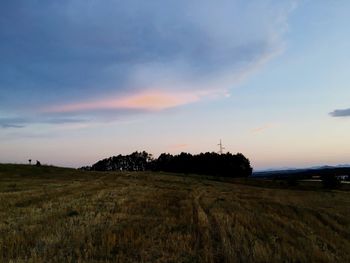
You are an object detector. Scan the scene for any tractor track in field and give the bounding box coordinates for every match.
[192,188,226,263]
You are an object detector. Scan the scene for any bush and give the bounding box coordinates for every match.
[287,176,299,187]
[321,174,341,189]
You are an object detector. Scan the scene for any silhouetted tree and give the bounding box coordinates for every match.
[150,151,252,178]
[287,176,299,186]
[321,174,341,189]
[88,151,252,178]
[91,151,153,172]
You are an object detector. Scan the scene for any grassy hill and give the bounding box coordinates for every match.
[0,164,349,262]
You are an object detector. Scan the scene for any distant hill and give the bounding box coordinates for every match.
[0,163,76,178]
[253,165,350,179]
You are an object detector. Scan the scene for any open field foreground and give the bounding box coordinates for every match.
[0,164,349,262]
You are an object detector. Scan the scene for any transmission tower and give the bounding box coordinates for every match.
[218,139,225,154]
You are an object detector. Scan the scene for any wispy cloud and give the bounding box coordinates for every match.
[0,123,25,129]
[168,143,190,151]
[330,108,350,117]
[0,118,26,129]
[45,90,201,113]
[0,116,87,129]
[0,0,296,122]
[252,123,278,133]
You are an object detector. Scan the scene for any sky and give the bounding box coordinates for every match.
[1,0,350,170]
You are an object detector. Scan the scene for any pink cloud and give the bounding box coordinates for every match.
[168,143,189,150]
[45,91,200,113]
[252,123,277,133]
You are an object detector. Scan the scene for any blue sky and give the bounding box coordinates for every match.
[1,0,350,169]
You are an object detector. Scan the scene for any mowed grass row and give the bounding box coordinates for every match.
[0,164,349,262]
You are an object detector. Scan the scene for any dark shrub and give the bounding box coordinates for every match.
[287,176,299,187]
[67,210,79,217]
[321,174,341,189]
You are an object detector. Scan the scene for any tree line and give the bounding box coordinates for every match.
[81,151,252,178]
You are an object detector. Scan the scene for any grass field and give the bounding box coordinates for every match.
[0,164,349,262]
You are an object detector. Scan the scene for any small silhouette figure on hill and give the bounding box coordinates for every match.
[36,160,41,167]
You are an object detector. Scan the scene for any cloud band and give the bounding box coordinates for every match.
[330,108,350,117]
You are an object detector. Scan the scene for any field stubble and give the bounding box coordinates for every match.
[0,164,349,262]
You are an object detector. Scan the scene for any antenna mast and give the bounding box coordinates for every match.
[218,139,225,154]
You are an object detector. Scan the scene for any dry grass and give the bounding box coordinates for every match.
[0,164,349,262]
